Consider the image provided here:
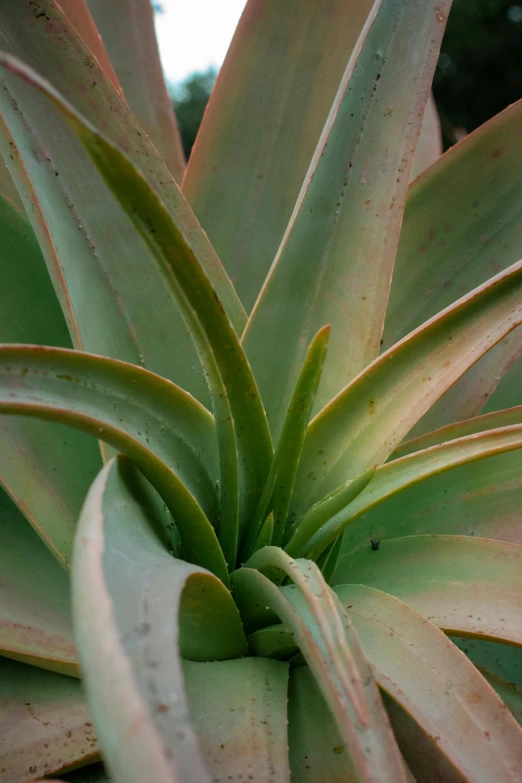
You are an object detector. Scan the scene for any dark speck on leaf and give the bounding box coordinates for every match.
[370,539,380,551]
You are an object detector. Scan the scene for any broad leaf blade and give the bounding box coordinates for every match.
[308,424,522,556]
[336,535,522,645]
[0,491,77,676]
[183,0,374,311]
[0,657,99,783]
[0,345,228,581]
[384,98,522,432]
[0,192,100,564]
[0,0,244,408]
[73,457,247,783]
[336,585,522,782]
[86,0,186,182]
[293,259,522,517]
[243,0,451,440]
[184,659,290,783]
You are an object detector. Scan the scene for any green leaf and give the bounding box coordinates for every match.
[0,344,228,581]
[243,0,451,441]
[86,0,186,182]
[384,99,522,433]
[336,535,522,645]
[0,657,99,783]
[451,636,522,690]
[335,585,522,781]
[183,0,374,311]
[0,193,100,564]
[341,450,522,555]
[73,457,247,783]
[292,258,522,519]
[0,1,244,410]
[233,548,409,783]
[285,468,375,559]
[0,55,274,536]
[243,325,330,557]
[288,666,357,783]
[410,93,442,181]
[183,658,290,783]
[0,490,77,676]
[392,404,522,459]
[310,424,522,556]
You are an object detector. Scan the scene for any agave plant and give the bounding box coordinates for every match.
[1,0,522,781]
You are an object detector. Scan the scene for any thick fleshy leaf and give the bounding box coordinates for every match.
[384,99,522,433]
[0,193,100,564]
[183,658,290,783]
[336,535,522,645]
[243,0,451,440]
[86,0,185,182]
[183,0,374,311]
[0,345,228,580]
[336,585,522,781]
[73,457,247,783]
[292,258,522,518]
[393,404,522,458]
[233,548,408,783]
[0,657,99,783]
[451,636,522,690]
[243,326,330,556]
[14,71,274,532]
[0,491,76,676]
[308,424,522,557]
[0,1,244,409]
[410,93,442,181]
[288,666,357,783]
[341,448,522,554]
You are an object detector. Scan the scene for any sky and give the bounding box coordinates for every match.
[154,0,247,85]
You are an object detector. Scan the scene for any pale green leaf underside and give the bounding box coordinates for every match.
[73,457,247,783]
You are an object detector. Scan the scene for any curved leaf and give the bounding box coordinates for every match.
[243,325,330,557]
[384,99,522,432]
[0,491,77,676]
[341,448,522,554]
[393,404,522,459]
[86,0,185,182]
[452,636,522,690]
[336,585,522,782]
[10,66,275,531]
[0,0,244,412]
[0,344,228,581]
[233,548,408,783]
[0,192,100,564]
[336,535,522,645]
[309,424,522,556]
[183,658,290,783]
[0,657,99,783]
[243,0,451,440]
[73,457,247,783]
[183,0,374,311]
[293,258,522,518]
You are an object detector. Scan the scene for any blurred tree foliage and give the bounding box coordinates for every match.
[169,0,522,157]
[434,0,522,145]
[172,68,217,159]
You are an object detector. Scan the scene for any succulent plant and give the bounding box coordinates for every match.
[0,0,522,781]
